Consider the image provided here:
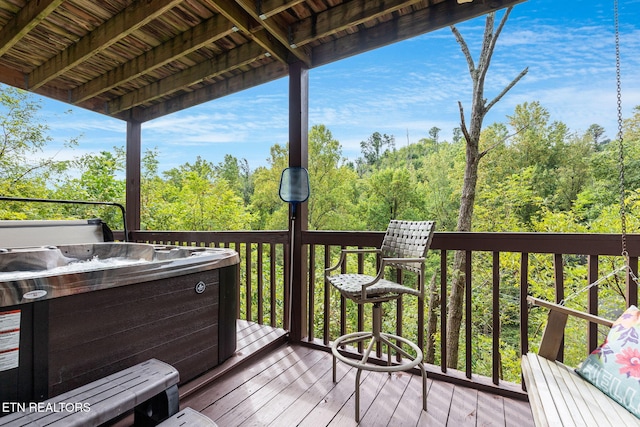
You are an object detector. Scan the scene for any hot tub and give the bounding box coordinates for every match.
[0,242,239,404]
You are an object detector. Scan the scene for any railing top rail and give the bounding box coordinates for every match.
[118,229,639,257]
[303,231,640,257]
[128,230,290,244]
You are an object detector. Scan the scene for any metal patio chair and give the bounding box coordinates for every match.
[325,219,435,421]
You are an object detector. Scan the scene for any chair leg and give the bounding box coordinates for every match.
[333,352,337,383]
[331,302,428,421]
[419,360,427,412]
[355,368,363,422]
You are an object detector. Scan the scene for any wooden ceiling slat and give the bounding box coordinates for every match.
[0,0,64,56]
[258,0,306,19]
[72,13,236,103]
[235,0,311,65]
[107,40,268,114]
[211,0,292,63]
[291,0,423,48]
[131,61,289,122]
[250,27,295,64]
[28,0,183,90]
[312,0,525,67]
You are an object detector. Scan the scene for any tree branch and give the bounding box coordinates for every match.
[458,101,471,144]
[476,11,496,75]
[478,8,512,81]
[485,66,529,112]
[490,7,513,57]
[10,158,56,186]
[451,26,475,75]
[478,125,528,159]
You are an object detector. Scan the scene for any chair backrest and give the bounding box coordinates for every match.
[380,220,436,273]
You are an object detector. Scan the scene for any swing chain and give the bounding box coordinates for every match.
[614,0,628,259]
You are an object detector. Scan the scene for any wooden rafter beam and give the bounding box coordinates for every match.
[130,61,288,122]
[211,0,291,64]
[312,0,525,67]
[0,63,103,113]
[27,0,183,90]
[255,0,306,19]
[71,14,236,104]
[107,41,268,114]
[235,0,311,66]
[290,0,423,48]
[0,0,64,57]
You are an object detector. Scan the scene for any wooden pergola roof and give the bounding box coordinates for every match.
[0,0,522,123]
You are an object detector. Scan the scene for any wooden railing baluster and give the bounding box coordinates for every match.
[553,253,564,362]
[324,244,331,346]
[257,243,264,325]
[270,243,277,327]
[492,251,500,385]
[124,230,640,393]
[465,250,472,379]
[587,255,599,353]
[308,244,315,341]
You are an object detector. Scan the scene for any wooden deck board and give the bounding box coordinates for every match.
[326,365,388,427]
[109,322,535,426]
[296,361,371,427]
[477,390,506,427]
[418,379,454,425]
[359,372,412,426]
[388,374,427,427]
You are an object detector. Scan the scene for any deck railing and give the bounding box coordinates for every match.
[128,229,640,395]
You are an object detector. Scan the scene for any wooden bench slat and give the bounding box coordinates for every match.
[0,359,179,427]
[523,352,640,426]
[564,361,640,426]
[535,356,574,424]
[544,358,599,425]
[522,353,563,426]
[521,355,550,427]
[540,356,593,425]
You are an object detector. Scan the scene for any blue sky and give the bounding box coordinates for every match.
[33,0,640,173]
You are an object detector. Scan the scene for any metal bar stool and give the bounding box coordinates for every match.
[325,220,435,422]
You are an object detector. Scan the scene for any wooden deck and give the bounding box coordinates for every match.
[113,321,535,426]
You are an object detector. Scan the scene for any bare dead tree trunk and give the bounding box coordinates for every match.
[445,7,528,368]
[425,270,439,363]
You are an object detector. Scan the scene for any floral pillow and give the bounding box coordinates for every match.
[576,305,640,419]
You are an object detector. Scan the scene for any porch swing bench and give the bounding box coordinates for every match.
[522,296,640,426]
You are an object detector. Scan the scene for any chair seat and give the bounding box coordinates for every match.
[327,273,420,299]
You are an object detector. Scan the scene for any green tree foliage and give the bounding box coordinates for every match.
[4,81,640,381]
[53,149,126,227]
[249,144,289,230]
[358,168,423,229]
[142,156,252,231]
[0,87,75,200]
[306,125,360,230]
[357,131,395,175]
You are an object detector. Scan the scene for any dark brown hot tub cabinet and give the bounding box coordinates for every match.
[0,243,239,406]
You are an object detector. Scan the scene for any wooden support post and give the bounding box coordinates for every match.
[126,120,141,237]
[288,61,308,342]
